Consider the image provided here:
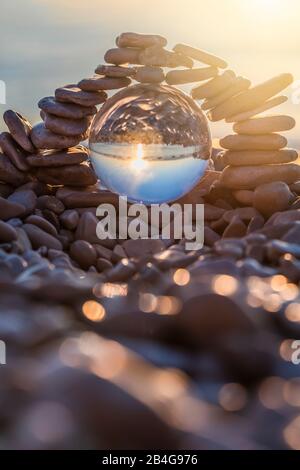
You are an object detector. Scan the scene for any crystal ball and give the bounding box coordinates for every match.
[89,84,211,204]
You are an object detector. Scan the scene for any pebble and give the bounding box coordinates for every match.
[94,64,136,77]
[165,67,218,85]
[43,113,91,137]
[233,190,254,206]
[225,95,288,123]
[173,43,228,69]
[38,96,97,119]
[266,209,300,226]
[116,32,167,48]
[60,210,79,230]
[105,48,141,65]
[220,164,300,190]
[139,46,193,68]
[253,182,293,217]
[204,226,220,246]
[23,223,62,250]
[0,132,29,172]
[210,73,293,121]
[223,216,247,238]
[0,196,26,220]
[35,163,97,187]
[220,134,287,151]
[78,76,131,91]
[233,115,296,135]
[222,149,298,166]
[223,207,259,223]
[0,220,17,242]
[25,215,58,237]
[202,77,251,112]
[192,70,236,100]
[104,259,136,282]
[282,222,300,244]
[69,240,97,269]
[55,85,107,107]
[134,67,165,83]
[123,239,165,257]
[204,204,225,221]
[266,239,300,260]
[8,189,37,216]
[75,212,104,245]
[3,110,35,153]
[37,195,65,214]
[0,152,28,186]
[57,188,119,209]
[30,123,85,150]
[96,257,113,272]
[27,146,88,168]
[290,182,300,194]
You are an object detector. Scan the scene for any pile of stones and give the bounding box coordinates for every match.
[0,32,300,450]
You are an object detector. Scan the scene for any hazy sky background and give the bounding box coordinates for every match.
[1,0,300,146]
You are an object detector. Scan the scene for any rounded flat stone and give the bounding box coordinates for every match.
[165,67,218,85]
[38,96,97,119]
[134,66,165,83]
[253,182,293,216]
[173,43,228,69]
[35,162,97,187]
[8,189,37,217]
[220,134,287,151]
[55,85,107,107]
[0,132,29,171]
[220,164,300,190]
[202,77,251,112]
[0,220,17,242]
[139,46,193,68]
[233,115,296,135]
[94,64,136,77]
[210,73,293,121]
[191,70,236,100]
[0,196,26,220]
[233,190,254,206]
[222,149,298,166]
[31,123,85,150]
[105,48,141,65]
[3,110,35,153]
[23,223,62,250]
[27,146,88,167]
[225,95,288,123]
[25,214,58,237]
[0,152,27,186]
[70,240,97,269]
[116,32,167,49]
[43,113,91,137]
[78,76,131,91]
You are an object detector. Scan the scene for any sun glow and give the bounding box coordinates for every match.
[130,143,148,171]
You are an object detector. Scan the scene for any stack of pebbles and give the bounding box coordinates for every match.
[214,74,300,219]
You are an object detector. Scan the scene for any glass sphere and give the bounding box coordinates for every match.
[89,84,211,204]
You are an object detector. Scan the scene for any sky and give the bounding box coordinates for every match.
[1,0,300,146]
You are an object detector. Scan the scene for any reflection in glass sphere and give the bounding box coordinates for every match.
[89,84,211,204]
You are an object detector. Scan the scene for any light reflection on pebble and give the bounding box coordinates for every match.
[93,282,128,298]
[173,269,190,286]
[285,303,300,322]
[258,377,286,410]
[82,300,106,322]
[218,383,248,412]
[212,275,238,297]
[279,339,296,362]
[283,379,300,407]
[284,416,300,450]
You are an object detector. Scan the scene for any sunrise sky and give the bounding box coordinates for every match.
[1,0,300,145]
